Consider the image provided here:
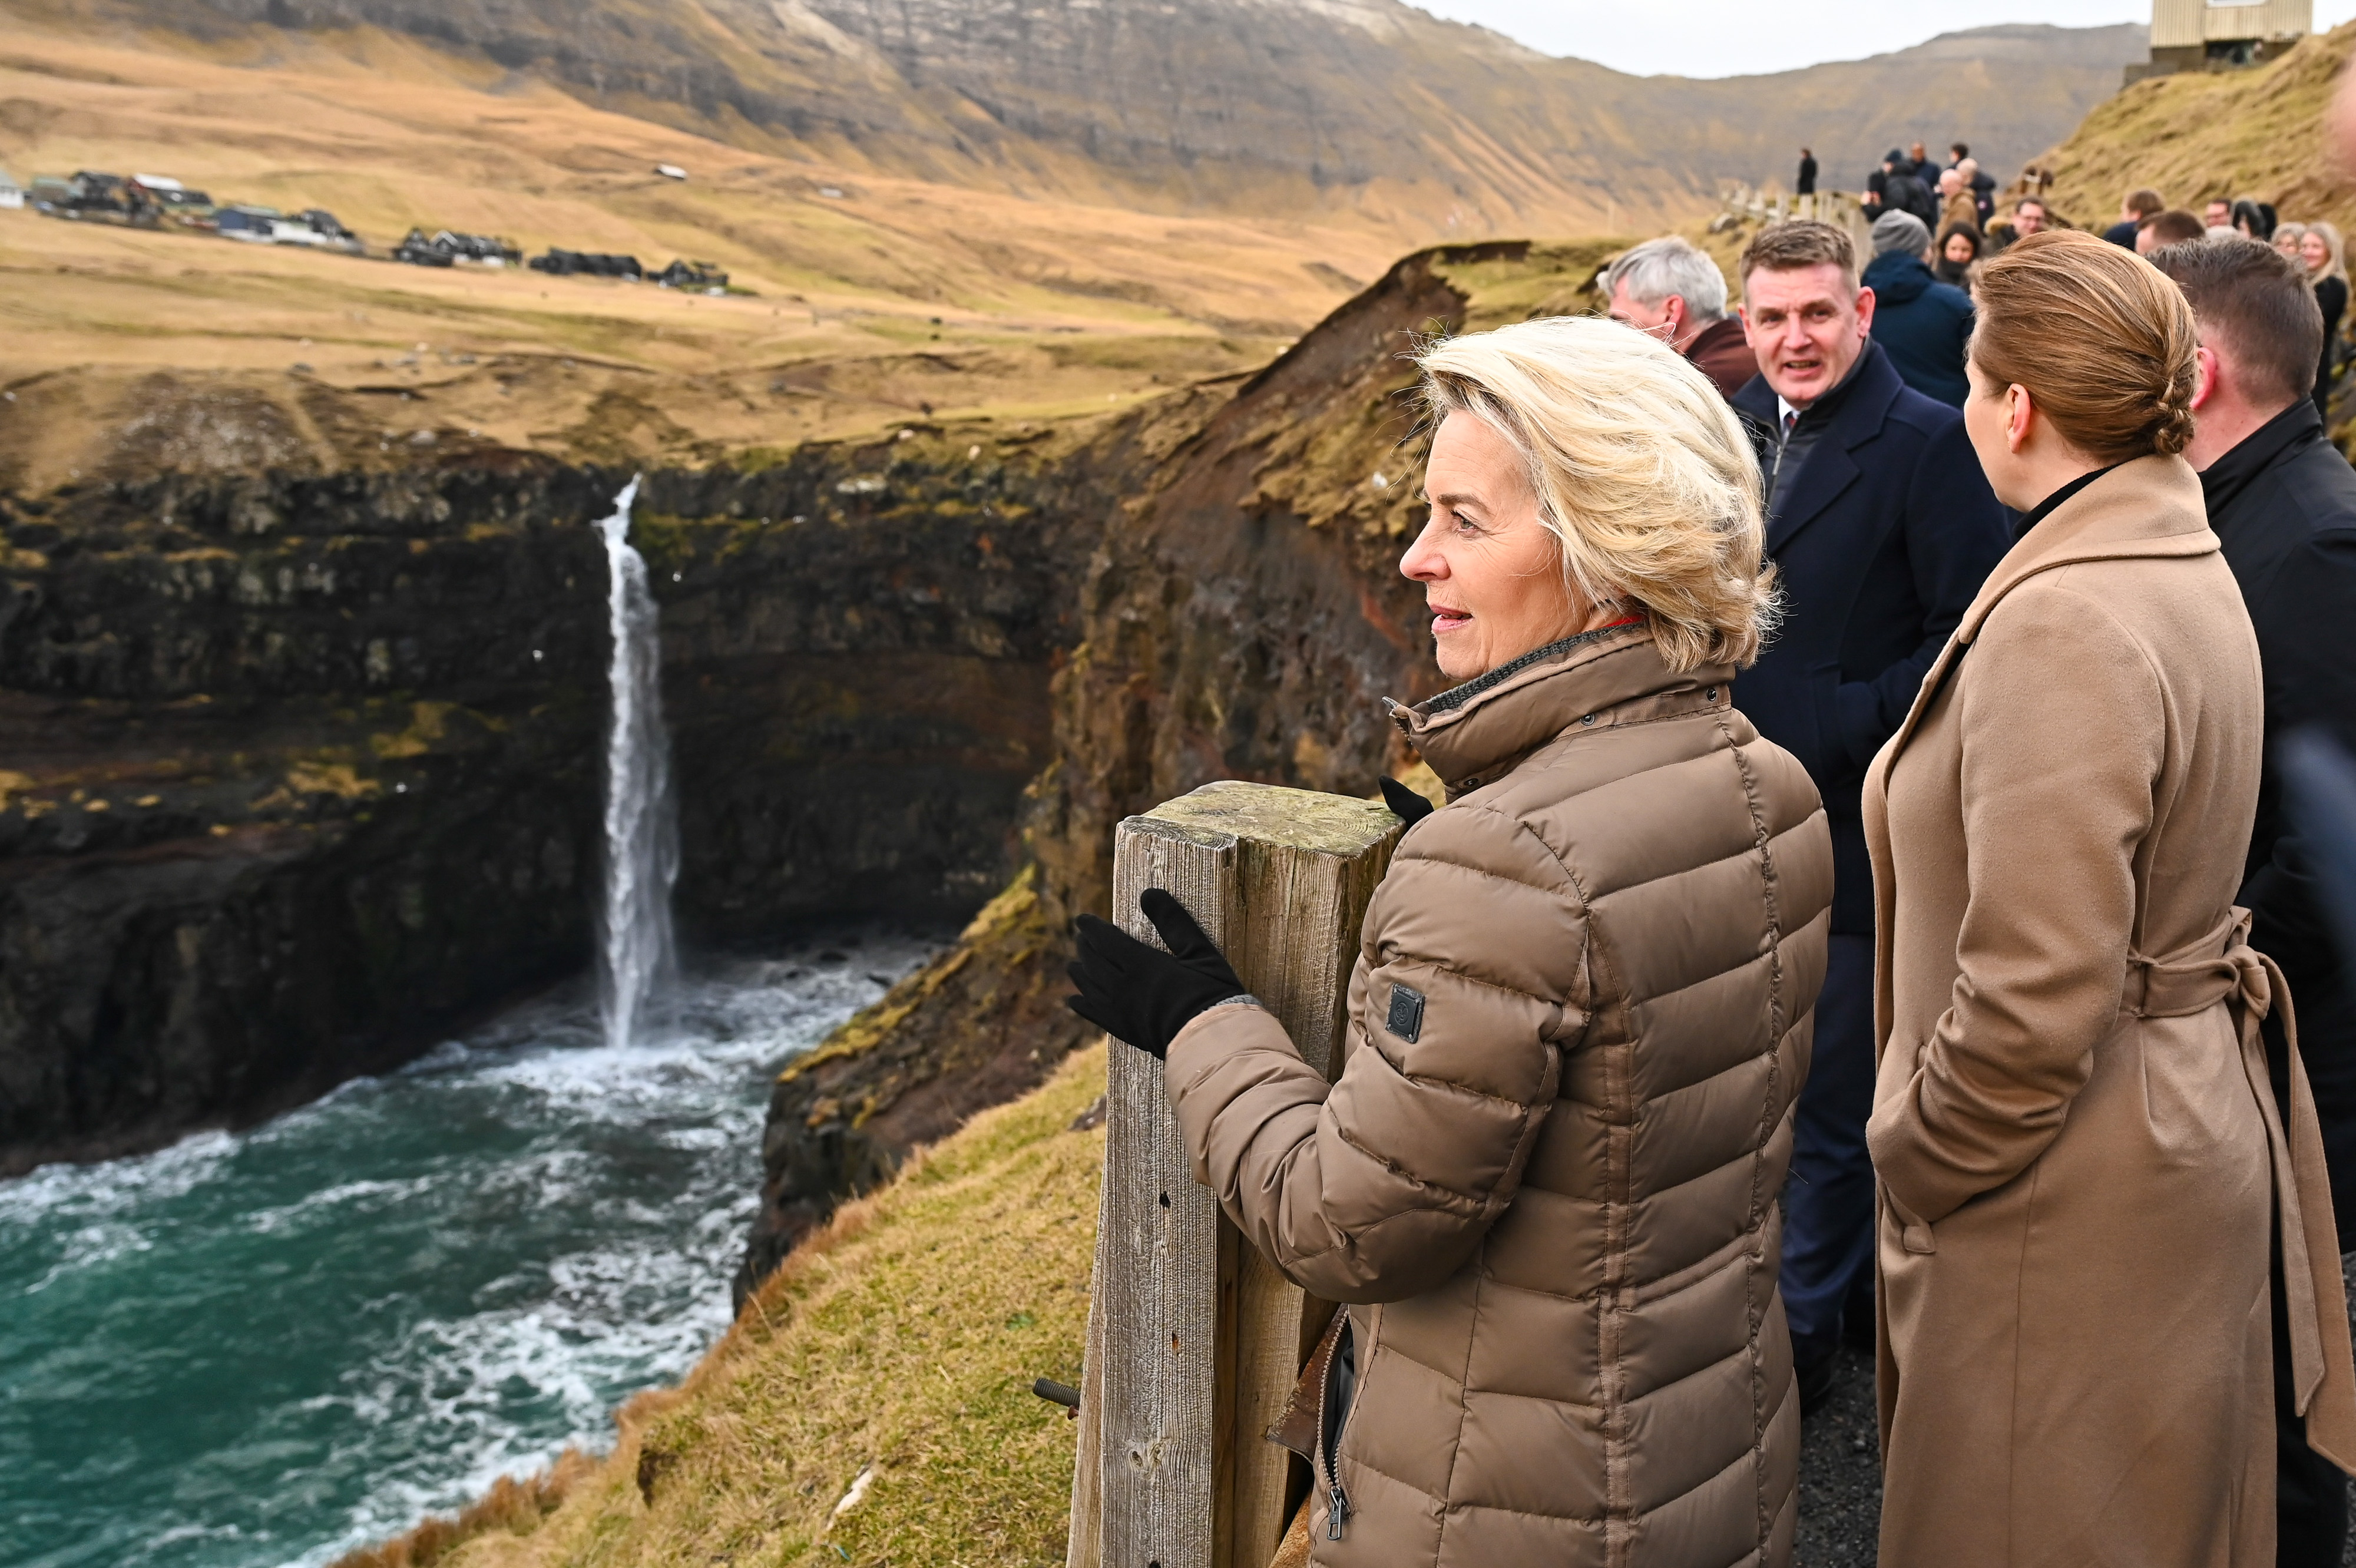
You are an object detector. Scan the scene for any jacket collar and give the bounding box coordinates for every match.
[1956,453,2214,643]
[1685,315,1748,359]
[1732,342,1905,553]
[1389,622,1732,795]
[2199,398,2324,520]
[1878,455,2215,768]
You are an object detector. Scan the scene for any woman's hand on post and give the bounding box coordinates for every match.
[1380,776,1435,828]
[1065,889,1248,1057]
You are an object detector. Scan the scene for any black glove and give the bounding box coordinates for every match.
[1066,888,1247,1057]
[1381,776,1435,828]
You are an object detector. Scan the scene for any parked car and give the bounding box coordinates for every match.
[530,248,642,279]
[216,204,282,242]
[394,226,519,266]
[392,227,456,267]
[38,171,162,226]
[652,258,728,289]
[130,175,212,212]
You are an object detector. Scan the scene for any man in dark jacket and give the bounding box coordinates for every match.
[1864,149,1900,215]
[1797,147,1818,202]
[1602,236,1755,398]
[2153,235,2356,1568]
[2104,186,2166,247]
[1729,220,2010,1412]
[1882,164,1937,230]
[1861,211,1973,406]
[1986,194,2049,253]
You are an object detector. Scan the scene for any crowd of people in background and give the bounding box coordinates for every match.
[1587,147,2356,1565]
[1832,141,2353,420]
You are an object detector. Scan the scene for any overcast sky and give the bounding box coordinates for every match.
[1410,0,2356,78]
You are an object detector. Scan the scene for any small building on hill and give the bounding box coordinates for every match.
[2129,0,2311,80]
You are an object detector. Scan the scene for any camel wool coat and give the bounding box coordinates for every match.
[1861,455,2356,1567]
[1167,625,1833,1567]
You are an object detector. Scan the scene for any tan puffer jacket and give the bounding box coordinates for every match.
[1167,624,1834,1568]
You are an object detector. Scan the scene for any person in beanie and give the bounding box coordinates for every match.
[1865,148,1904,215]
[1726,221,2010,1415]
[1864,210,1975,407]
[1067,312,1832,1566]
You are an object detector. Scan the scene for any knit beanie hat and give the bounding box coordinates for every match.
[1871,210,1931,257]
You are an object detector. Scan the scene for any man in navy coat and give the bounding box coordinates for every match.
[1725,220,2010,1411]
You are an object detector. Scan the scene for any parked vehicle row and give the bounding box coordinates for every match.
[5,166,738,292]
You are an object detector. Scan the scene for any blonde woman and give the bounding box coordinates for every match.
[1867,229,2356,1564]
[2301,220,2347,419]
[1068,315,1834,1564]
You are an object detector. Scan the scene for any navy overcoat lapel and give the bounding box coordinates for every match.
[1735,343,1903,557]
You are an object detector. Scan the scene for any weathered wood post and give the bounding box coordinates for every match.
[1067,780,1401,1568]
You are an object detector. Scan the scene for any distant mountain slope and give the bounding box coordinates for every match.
[9,0,2147,236]
[1679,24,2154,193]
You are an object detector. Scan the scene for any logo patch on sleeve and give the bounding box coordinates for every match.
[1385,983,1425,1043]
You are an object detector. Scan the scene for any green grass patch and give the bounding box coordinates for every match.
[436,1044,1108,1568]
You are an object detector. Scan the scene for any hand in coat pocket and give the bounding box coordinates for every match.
[1884,1187,1938,1255]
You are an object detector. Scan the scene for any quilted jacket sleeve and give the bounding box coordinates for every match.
[1164,802,1590,1304]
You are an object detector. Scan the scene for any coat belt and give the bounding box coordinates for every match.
[2126,907,2356,1474]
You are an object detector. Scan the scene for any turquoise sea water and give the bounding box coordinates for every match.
[0,932,935,1568]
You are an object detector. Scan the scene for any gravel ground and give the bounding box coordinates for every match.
[1794,1255,2356,1564]
[1794,1347,1884,1566]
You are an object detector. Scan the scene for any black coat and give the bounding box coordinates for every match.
[2199,398,2356,1244]
[1882,171,1938,229]
[1798,155,1818,196]
[2315,274,2347,421]
[1862,251,1974,407]
[1729,343,2010,934]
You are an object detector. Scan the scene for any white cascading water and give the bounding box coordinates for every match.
[591,475,679,1050]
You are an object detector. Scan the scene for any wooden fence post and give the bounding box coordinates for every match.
[1067,780,1400,1568]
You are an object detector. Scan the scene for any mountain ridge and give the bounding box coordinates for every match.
[6,0,2149,237]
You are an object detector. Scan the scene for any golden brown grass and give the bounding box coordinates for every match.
[327,1455,596,1568]
[0,14,1410,486]
[426,1043,1109,1568]
[2039,24,2356,233]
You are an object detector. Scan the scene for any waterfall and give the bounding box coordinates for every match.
[592,475,679,1050]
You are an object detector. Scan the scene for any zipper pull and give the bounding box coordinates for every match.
[1326,1481,1351,1540]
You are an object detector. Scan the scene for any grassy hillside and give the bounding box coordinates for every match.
[2040,22,2356,231]
[356,1044,1108,1568]
[0,19,1375,491]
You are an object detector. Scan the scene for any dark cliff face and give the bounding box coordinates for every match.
[732,239,1622,1292]
[0,236,1615,1298]
[1028,240,1583,925]
[0,434,1096,1172]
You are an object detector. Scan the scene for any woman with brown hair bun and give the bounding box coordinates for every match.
[1865,229,2356,1564]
